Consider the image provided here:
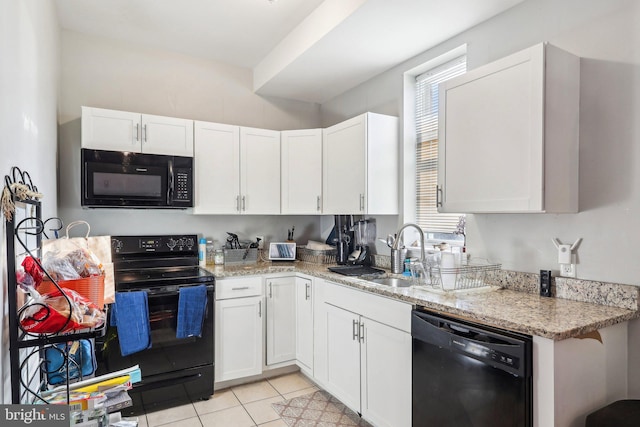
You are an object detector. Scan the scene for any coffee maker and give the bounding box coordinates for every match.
[348,219,376,265]
[332,215,354,265]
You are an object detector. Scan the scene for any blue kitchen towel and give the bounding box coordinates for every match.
[114,291,152,356]
[176,285,208,339]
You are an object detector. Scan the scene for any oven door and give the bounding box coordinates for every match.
[96,284,214,413]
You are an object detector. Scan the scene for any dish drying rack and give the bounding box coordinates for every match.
[419,259,501,291]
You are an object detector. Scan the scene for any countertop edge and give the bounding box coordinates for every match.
[206,262,640,341]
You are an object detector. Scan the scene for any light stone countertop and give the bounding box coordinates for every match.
[204,261,640,341]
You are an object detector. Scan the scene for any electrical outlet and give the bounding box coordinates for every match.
[560,263,576,278]
[540,270,552,297]
[256,236,264,250]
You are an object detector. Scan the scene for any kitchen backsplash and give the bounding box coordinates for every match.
[371,254,639,311]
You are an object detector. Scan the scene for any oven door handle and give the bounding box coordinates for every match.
[167,159,175,205]
[142,285,215,298]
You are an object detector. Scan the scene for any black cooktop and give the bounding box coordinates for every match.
[115,266,215,290]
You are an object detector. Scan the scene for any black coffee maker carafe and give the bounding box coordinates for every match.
[333,215,354,265]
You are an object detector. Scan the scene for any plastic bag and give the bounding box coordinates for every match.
[16,269,36,291]
[42,255,81,281]
[21,256,44,288]
[66,248,102,277]
[20,288,105,334]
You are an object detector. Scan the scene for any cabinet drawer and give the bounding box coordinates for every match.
[216,277,262,300]
[323,281,412,333]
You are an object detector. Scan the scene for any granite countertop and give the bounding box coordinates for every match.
[205,261,640,341]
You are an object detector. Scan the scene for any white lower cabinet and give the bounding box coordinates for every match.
[360,316,412,427]
[215,277,263,382]
[266,276,296,365]
[315,280,412,427]
[295,276,313,372]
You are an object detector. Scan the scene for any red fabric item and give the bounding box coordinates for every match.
[22,256,44,288]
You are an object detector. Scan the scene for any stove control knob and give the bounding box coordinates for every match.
[184,237,194,249]
[112,239,123,253]
[167,238,177,251]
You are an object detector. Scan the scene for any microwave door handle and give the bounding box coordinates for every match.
[167,160,174,205]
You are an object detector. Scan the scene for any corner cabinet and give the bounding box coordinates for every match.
[281,129,322,214]
[314,280,412,427]
[81,106,194,157]
[193,122,280,214]
[322,113,399,215]
[438,43,579,213]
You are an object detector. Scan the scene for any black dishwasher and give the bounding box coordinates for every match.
[412,309,532,427]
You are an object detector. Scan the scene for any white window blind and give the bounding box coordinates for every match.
[415,56,466,233]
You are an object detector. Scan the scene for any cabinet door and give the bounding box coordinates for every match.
[142,114,194,157]
[323,303,361,413]
[295,277,313,371]
[281,129,322,214]
[193,121,241,214]
[81,106,141,152]
[240,127,281,214]
[266,277,296,365]
[322,115,366,214]
[438,44,545,212]
[361,318,412,427]
[215,296,263,382]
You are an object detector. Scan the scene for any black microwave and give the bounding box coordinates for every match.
[81,149,193,208]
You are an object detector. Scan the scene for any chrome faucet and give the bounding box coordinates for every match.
[391,223,425,263]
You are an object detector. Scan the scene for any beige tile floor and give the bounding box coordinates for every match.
[137,372,319,427]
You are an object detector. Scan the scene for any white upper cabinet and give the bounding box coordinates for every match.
[240,127,281,215]
[193,122,280,214]
[438,43,579,213]
[141,114,194,157]
[193,121,241,214]
[81,106,193,157]
[323,113,398,215]
[281,129,322,214]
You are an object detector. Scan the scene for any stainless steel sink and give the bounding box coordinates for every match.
[366,277,412,288]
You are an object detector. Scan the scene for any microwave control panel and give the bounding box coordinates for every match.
[175,169,191,201]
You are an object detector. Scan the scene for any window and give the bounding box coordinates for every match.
[415,56,466,242]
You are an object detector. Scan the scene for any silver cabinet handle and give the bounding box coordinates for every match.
[436,185,443,208]
[236,195,240,212]
[269,282,272,298]
[242,196,246,211]
[258,300,262,317]
[305,282,310,300]
[352,319,359,341]
[359,194,365,211]
[231,286,249,291]
[143,124,148,142]
[135,123,140,143]
[317,196,321,211]
[359,322,365,343]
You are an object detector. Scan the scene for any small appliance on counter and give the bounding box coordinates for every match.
[327,216,384,276]
[331,215,354,265]
[348,219,376,266]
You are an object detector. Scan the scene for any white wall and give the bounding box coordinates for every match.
[321,0,640,287]
[0,0,59,403]
[58,30,323,246]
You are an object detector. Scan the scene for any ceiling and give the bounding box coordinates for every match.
[55,0,523,104]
